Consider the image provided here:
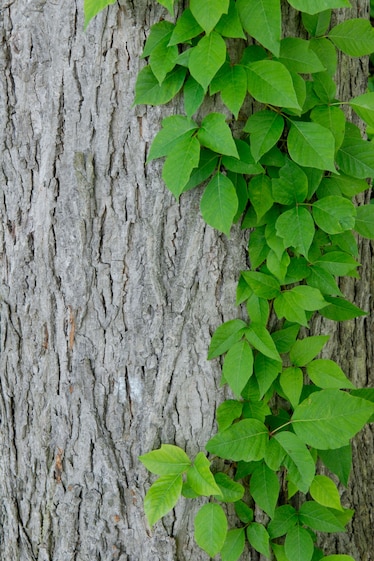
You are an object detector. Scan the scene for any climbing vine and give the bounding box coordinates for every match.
[86,1,374,559]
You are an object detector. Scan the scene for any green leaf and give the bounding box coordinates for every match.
[211,64,248,118]
[310,106,346,151]
[272,159,308,205]
[208,319,247,359]
[267,250,290,284]
[355,204,374,239]
[200,173,238,235]
[147,115,198,162]
[318,446,352,487]
[169,9,203,45]
[329,19,374,57]
[144,474,183,525]
[320,296,366,321]
[265,437,286,471]
[194,503,227,557]
[235,501,254,523]
[248,175,274,219]
[313,71,337,103]
[350,92,374,128]
[285,525,314,561]
[198,113,239,158]
[214,473,245,502]
[246,324,282,362]
[299,501,345,533]
[184,76,205,118]
[250,462,280,518]
[84,0,116,29]
[290,335,329,367]
[237,0,281,56]
[190,0,229,35]
[272,325,300,353]
[310,39,337,77]
[183,149,219,191]
[222,139,264,174]
[247,523,271,558]
[322,557,356,561]
[310,475,343,511]
[306,359,355,389]
[307,266,343,297]
[247,61,300,110]
[268,505,298,539]
[162,135,200,197]
[246,293,269,325]
[217,400,243,431]
[278,38,325,73]
[148,33,178,84]
[142,21,174,58]
[221,528,246,561]
[157,0,175,16]
[244,110,284,162]
[275,206,315,258]
[313,196,356,235]
[254,354,282,398]
[188,32,227,90]
[215,1,246,39]
[280,367,303,408]
[292,389,374,449]
[287,0,350,15]
[241,271,280,299]
[288,121,336,172]
[134,65,187,106]
[223,340,254,396]
[140,445,191,475]
[274,431,316,493]
[315,252,359,276]
[206,419,268,462]
[274,292,307,326]
[187,452,222,496]
[302,10,332,37]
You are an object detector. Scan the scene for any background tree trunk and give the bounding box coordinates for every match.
[0,1,372,560]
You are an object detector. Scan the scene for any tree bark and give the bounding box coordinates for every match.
[0,1,372,560]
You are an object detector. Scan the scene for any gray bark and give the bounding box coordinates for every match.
[0,1,372,560]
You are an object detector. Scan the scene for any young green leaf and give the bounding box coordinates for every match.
[215,0,246,39]
[134,66,187,106]
[198,113,239,158]
[350,92,374,128]
[310,475,343,511]
[280,367,303,408]
[298,501,346,533]
[157,0,175,15]
[287,0,350,14]
[144,474,183,525]
[306,359,355,389]
[168,9,203,45]
[188,32,227,90]
[278,38,325,73]
[206,419,268,462]
[246,324,282,362]
[162,135,200,197]
[190,0,229,35]
[84,0,116,29]
[213,473,245,502]
[354,204,374,239]
[268,505,298,539]
[208,319,247,359]
[140,444,191,475]
[222,340,254,396]
[292,389,374,449]
[285,525,314,561]
[200,173,238,235]
[244,110,285,162]
[216,400,243,432]
[274,431,316,493]
[247,60,300,110]
[328,19,374,57]
[187,452,222,496]
[147,115,198,162]
[247,523,271,558]
[275,206,315,258]
[241,271,280,300]
[250,462,280,518]
[302,10,332,37]
[288,121,336,172]
[320,296,366,322]
[221,528,246,561]
[194,503,227,557]
[290,335,329,367]
[237,0,281,56]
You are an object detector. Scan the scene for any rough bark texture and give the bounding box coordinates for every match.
[0,1,372,560]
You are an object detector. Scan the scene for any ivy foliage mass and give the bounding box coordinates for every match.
[85,0,374,560]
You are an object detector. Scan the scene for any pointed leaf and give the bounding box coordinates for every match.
[247,523,271,558]
[187,452,222,496]
[250,462,280,518]
[184,76,205,118]
[290,335,329,367]
[84,0,116,28]
[313,196,356,235]
[194,503,227,557]
[144,474,183,525]
[246,324,281,362]
[285,525,314,561]
[217,400,243,432]
[272,159,308,205]
[302,10,332,37]
[223,340,254,396]
[247,61,300,109]
[198,113,239,158]
[189,32,227,90]
[311,105,346,150]
[299,501,345,533]
[190,0,229,35]
[208,319,247,359]
[162,135,200,196]
[355,204,374,239]
[248,175,274,218]
[350,92,374,128]
[318,446,352,487]
[278,38,325,73]
[211,64,248,118]
[329,19,374,57]
[268,505,298,539]
[169,9,203,45]
[157,0,175,16]
[140,445,191,475]
[306,359,355,389]
[280,367,303,408]
[200,173,238,235]
[310,475,343,511]
[320,296,366,321]
[215,1,246,39]
[147,115,198,161]
[245,110,284,162]
[241,271,280,300]
[134,65,186,106]
[214,473,245,502]
[237,0,281,56]
[288,121,336,172]
[221,528,246,561]
[274,431,316,493]
[292,389,374,449]
[287,0,350,14]
[254,354,282,398]
[276,206,315,258]
[206,419,268,462]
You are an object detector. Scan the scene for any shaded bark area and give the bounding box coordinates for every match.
[0,1,372,561]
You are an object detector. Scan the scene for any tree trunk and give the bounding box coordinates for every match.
[0,1,372,560]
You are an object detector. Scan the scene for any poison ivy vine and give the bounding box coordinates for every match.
[86,1,374,559]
